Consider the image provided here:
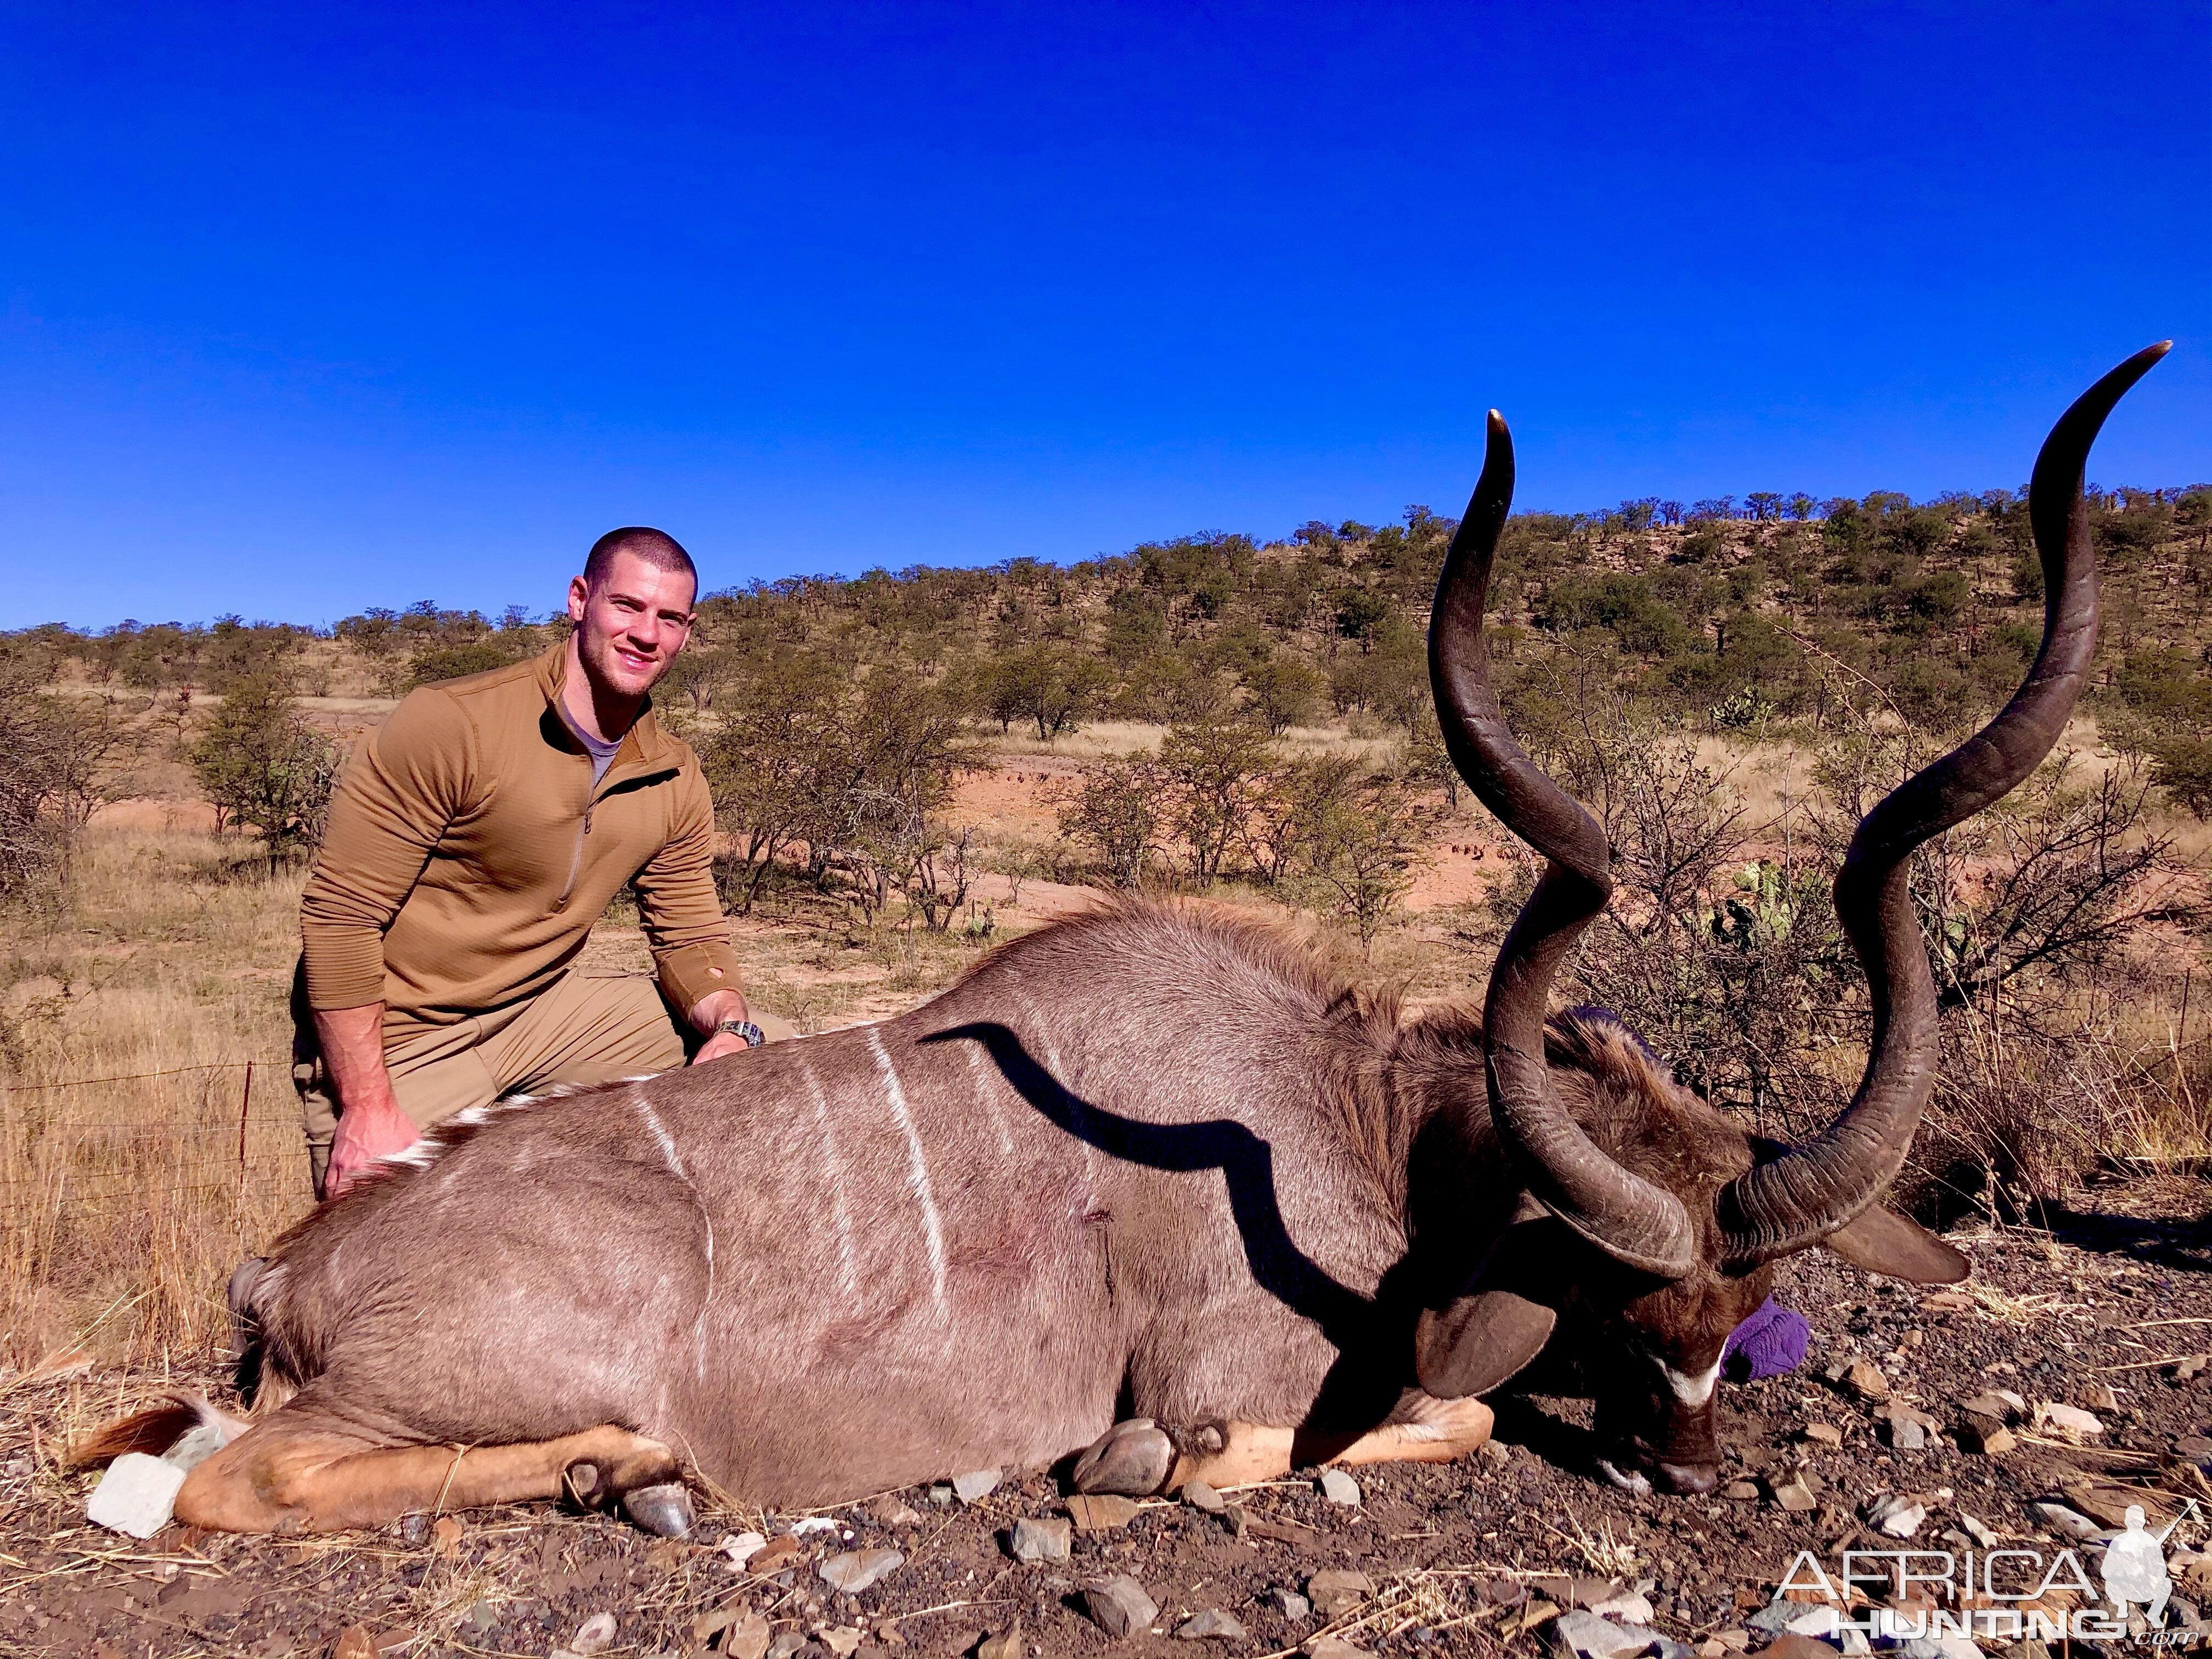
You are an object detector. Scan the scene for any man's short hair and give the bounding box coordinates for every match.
[583,527,697,596]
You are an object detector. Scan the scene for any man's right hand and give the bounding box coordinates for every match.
[325,1095,419,1196]
[313,1001,418,1198]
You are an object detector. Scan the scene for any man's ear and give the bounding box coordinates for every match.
[1414,1214,1564,1399]
[1822,1205,1970,1284]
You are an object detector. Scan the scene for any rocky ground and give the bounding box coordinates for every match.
[5,1172,2211,1659]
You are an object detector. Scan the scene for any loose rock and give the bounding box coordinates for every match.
[819,1549,904,1595]
[1801,1424,1843,1447]
[1084,1574,1159,1638]
[1177,1608,1249,1639]
[2034,1402,2103,1441]
[1720,1481,1760,1502]
[1065,1493,1141,1531]
[1589,1590,1656,1625]
[721,1616,772,1659]
[2031,1502,2104,1540]
[1866,1494,1928,1538]
[1842,1359,1892,1402]
[1180,1479,1226,1514]
[977,1620,1023,1659]
[1770,1476,1819,1514]
[568,1612,618,1657]
[1268,1587,1312,1619]
[865,1495,922,1528]
[1304,1638,1374,1659]
[951,1468,1001,1503]
[1307,1567,1377,1618]
[719,1531,770,1568]
[821,1632,863,1658]
[1008,1516,1071,1564]
[85,1452,187,1540]
[1317,1467,1362,1506]
[1554,1609,1654,1659]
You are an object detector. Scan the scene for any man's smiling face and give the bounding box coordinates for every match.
[567,550,696,701]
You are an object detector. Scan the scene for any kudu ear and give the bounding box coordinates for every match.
[1820,1205,1969,1284]
[1414,1213,1562,1399]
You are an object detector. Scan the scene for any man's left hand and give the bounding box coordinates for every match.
[689,989,760,1066]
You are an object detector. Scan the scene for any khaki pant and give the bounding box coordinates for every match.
[294,966,793,1195]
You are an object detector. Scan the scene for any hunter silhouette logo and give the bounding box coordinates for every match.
[2104,1502,2193,1626]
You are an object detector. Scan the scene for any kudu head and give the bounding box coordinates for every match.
[1413,345,2170,1494]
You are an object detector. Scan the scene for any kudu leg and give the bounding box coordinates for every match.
[177,1407,682,1535]
[1073,1395,1494,1497]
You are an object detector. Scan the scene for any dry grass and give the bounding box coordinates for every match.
[1,824,313,1367]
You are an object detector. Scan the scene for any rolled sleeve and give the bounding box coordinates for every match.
[299,690,473,1011]
[636,760,744,1015]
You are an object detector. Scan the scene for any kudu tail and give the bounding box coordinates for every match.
[70,1393,252,1470]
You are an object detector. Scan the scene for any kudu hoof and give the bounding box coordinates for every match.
[621,1481,696,1539]
[1071,1418,1176,1496]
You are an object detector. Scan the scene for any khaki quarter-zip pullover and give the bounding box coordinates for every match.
[299,641,743,1043]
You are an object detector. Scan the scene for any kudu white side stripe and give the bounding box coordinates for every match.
[867,1027,950,1324]
[796,1054,862,1308]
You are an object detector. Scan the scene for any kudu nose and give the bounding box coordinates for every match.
[1652,1460,1720,1496]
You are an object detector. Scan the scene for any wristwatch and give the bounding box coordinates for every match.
[714,1018,765,1048]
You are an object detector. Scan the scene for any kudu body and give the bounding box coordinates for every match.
[89,347,2166,1532]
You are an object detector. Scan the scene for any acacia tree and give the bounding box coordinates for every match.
[188,675,341,868]
[1057,758,1164,889]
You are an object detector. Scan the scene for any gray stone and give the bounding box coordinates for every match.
[464,1601,499,1635]
[721,1614,772,1659]
[1719,1481,1759,1502]
[2031,1501,2104,1540]
[864,1494,922,1528]
[1008,1516,1071,1564]
[1891,1417,1927,1451]
[766,1633,812,1659]
[85,1453,187,1539]
[927,1485,954,1506]
[1588,1592,1655,1626]
[951,1468,1002,1503]
[1770,1476,1819,1513]
[1176,1609,1249,1640]
[1084,1574,1159,1639]
[568,1612,618,1657]
[1302,1638,1374,1659]
[1268,1588,1311,1620]
[1180,1479,1226,1514]
[1317,1467,1362,1506]
[1306,1568,1377,1619]
[817,1549,904,1595]
[1866,1494,1928,1538]
[1554,1610,1657,1659]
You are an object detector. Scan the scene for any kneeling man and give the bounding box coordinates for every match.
[296,526,787,1197]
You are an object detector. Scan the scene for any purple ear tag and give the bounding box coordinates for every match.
[1720,1295,1812,1383]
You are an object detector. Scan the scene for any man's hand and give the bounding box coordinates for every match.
[314,1001,420,1197]
[689,989,760,1066]
[326,1094,419,1195]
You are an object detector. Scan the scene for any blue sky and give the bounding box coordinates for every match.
[2,1,2204,628]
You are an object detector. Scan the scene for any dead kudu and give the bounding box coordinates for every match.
[82,346,2168,1533]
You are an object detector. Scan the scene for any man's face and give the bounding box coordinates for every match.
[567,552,696,701]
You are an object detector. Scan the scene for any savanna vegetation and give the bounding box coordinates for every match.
[5,479,2212,1361]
